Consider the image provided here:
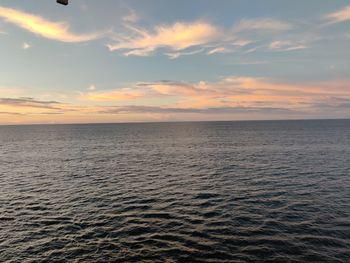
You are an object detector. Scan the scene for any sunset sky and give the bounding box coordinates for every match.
[0,0,349,124]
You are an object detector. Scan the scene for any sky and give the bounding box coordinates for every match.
[0,0,349,124]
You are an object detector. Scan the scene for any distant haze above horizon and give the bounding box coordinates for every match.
[0,0,349,124]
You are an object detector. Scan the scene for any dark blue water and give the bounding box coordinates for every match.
[1,120,349,262]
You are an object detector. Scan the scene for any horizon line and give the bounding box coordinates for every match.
[1,117,349,127]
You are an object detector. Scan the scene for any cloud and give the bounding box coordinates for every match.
[233,18,293,32]
[107,17,293,57]
[228,60,269,65]
[308,97,350,112]
[0,6,103,42]
[0,111,23,115]
[80,77,350,114]
[0,97,85,118]
[207,47,231,55]
[269,41,307,51]
[166,47,205,59]
[136,80,223,98]
[2,78,350,123]
[122,10,139,23]
[325,5,350,24]
[0,97,62,110]
[108,22,219,56]
[98,105,297,115]
[22,42,31,50]
[80,88,147,101]
[88,84,96,91]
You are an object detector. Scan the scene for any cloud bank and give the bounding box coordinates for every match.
[80,77,350,112]
[1,77,350,124]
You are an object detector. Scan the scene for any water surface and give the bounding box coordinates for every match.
[1,120,349,262]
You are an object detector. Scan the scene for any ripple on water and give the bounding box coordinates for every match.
[0,120,349,262]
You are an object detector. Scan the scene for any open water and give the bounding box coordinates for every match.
[0,120,349,262]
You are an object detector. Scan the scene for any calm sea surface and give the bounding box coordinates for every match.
[0,120,349,262]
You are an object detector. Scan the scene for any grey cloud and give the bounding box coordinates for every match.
[99,105,297,115]
[311,98,350,110]
[137,80,194,88]
[0,97,63,110]
[338,102,350,108]
[0,111,23,115]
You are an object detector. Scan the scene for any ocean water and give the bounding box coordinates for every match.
[0,120,349,262]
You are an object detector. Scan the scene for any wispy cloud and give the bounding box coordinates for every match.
[325,5,350,24]
[81,88,147,101]
[227,60,269,65]
[207,47,232,55]
[166,47,205,59]
[22,42,31,50]
[0,97,62,110]
[0,111,23,115]
[0,97,88,120]
[233,18,293,32]
[107,17,292,57]
[108,22,219,56]
[269,41,307,51]
[122,10,139,23]
[0,6,103,42]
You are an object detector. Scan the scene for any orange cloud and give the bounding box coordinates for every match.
[2,78,350,124]
[108,22,219,56]
[0,6,102,42]
[0,97,81,117]
[325,5,350,24]
[79,78,350,112]
[108,18,293,57]
[80,88,146,101]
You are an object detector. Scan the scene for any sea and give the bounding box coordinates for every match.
[0,120,349,262]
